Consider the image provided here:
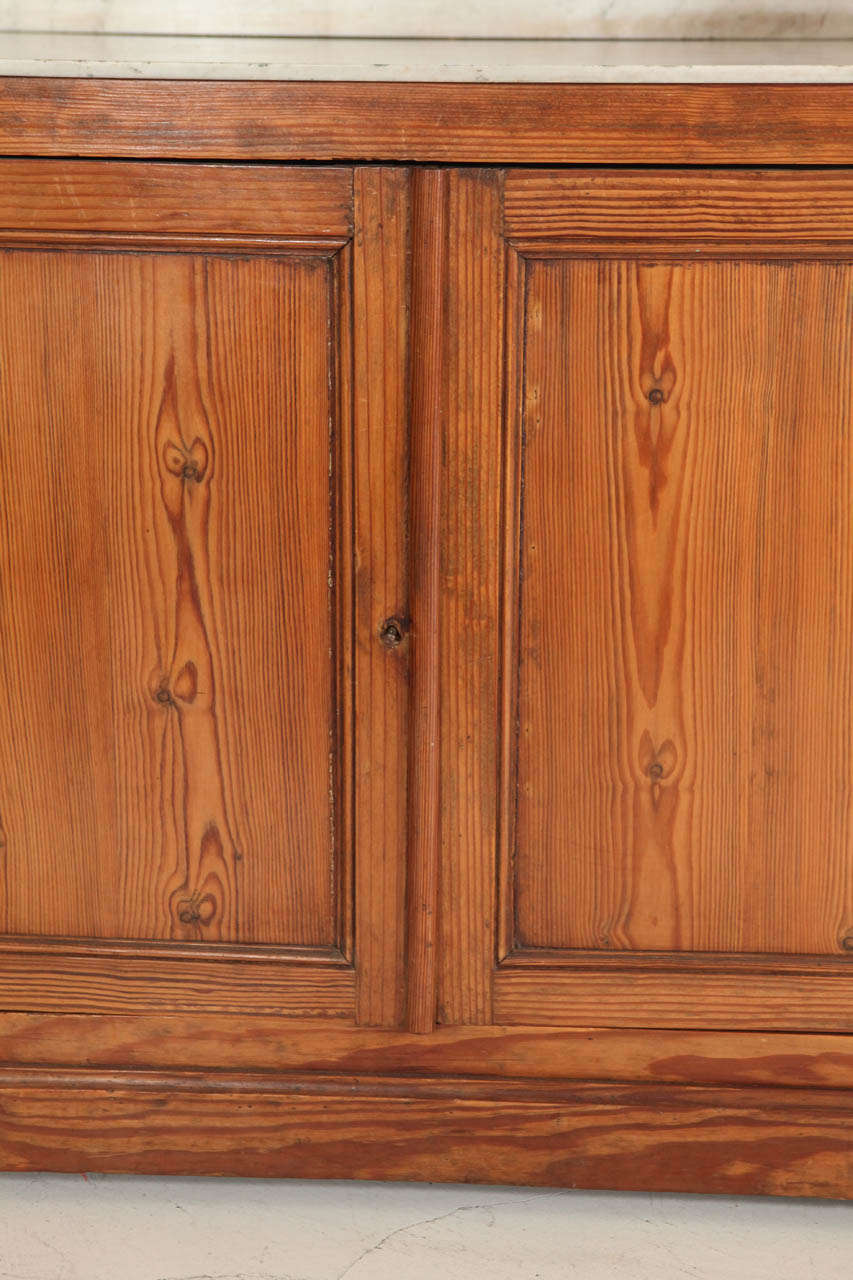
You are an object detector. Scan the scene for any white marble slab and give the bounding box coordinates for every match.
[2,0,852,40]
[1,33,852,82]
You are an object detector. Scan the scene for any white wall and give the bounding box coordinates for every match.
[0,1174,850,1280]
[1,0,852,38]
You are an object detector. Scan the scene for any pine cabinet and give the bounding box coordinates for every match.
[0,80,850,1198]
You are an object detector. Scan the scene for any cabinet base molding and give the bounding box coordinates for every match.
[0,1068,849,1198]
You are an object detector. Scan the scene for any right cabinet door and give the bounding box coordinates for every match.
[439,168,853,1032]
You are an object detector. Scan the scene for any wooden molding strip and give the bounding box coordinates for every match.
[502,949,853,976]
[0,1013,850,1090]
[404,168,446,1034]
[436,169,506,1025]
[352,167,412,1028]
[0,232,348,254]
[2,81,853,165]
[0,1067,849,1196]
[510,240,853,260]
[0,935,349,965]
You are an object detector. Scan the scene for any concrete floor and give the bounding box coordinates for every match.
[0,1176,849,1280]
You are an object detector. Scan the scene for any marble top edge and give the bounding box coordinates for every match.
[1,34,852,82]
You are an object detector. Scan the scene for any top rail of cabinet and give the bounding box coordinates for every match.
[1,65,853,165]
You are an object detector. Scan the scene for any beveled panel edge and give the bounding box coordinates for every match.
[508,240,853,260]
[0,934,351,965]
[0,232,349,254]
[496,231,853,973]
[500,947,853,977]
[496,242,526,965]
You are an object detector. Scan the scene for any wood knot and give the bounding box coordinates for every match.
[379,616,407,648]
[163,437,209,484]
[639,730,678,783]
[177,892,217,927]
[841,932,853,952]
[640,368,676,408]
[153,682,174,708]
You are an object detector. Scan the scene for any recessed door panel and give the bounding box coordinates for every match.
[0,248,338,948]
[514,255,853,958]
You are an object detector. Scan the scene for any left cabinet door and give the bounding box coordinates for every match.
[0,161,411,1032]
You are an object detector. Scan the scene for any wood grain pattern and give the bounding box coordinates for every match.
[0,148,851,1194]
[0,161,418,1027]
[498,241,527,967]
[437,169,853,1046]
[437,169,505,1025]
[1,1013,850,1090]
[0,1069,849,1198]
[0,245,342,947]
[404,168,445,1033]
[0,158,351,238]
[2,80,853,164]
[505,169,853,247]
[0,948,354,1017]
[352,167,411,1028]
[495,969,853,1033]
[509,254,853,960]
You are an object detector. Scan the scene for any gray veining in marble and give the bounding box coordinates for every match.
[1,0,852,39]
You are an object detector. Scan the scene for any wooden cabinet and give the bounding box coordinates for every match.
[0,82,850,1197]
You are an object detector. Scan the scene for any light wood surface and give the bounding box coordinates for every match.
[505,169,853,247]
[1,1013,850,1089]
[0,245,335,946]
[0,159,410,1023]
[437,169,505,1026]
[511,254,853,957]
[404,169,445,1033]
[0,158,351,237]
[0,1069,849,1198]
[351,166,412,1027]
[3,81,853,164]
[438,167,853,1038]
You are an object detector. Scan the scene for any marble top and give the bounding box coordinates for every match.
[0,34,852,82]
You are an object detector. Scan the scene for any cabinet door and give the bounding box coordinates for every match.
[0,161,409,1030]
[440,169,853,1032]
